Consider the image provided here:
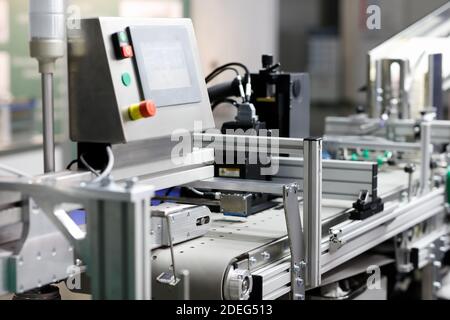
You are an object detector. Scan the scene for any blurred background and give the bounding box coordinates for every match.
[0,0,448,175]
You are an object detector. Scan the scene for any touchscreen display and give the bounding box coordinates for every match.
[129,25,201,107]
[141,41,192,90]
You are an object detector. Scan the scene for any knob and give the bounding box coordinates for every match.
[404,163,416,174]
[128,100,157,121]
[262,54,274,69]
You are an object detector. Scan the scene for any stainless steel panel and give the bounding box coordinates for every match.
[69,17,214,144]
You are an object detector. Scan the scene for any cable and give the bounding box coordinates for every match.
[212,98,239,111]
[209,62,249,77]
[187,187,205,197]
[66,159,78,170]
[185,187,221,200]
[92,146,114,184]
[79,154,100,177]
[0,164,32,178]
[206,64,246,83]
[206,67,239,84]
[206,63,250,83]
[206,62,252,103]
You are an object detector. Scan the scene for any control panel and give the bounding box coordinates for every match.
[68,17,214,144]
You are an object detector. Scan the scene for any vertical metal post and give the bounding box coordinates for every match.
[420,122,432,194]
[0,103,11,145]
[42,73,55,173]
[428,54,443,120]
[303,138,322,288]
[86,192,151,300]
[178,270,191,300]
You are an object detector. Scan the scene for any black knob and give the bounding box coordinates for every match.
[404,164,416,174]
[262,55,274,69]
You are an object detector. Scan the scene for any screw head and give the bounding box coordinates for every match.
[433,282,442,290]
[261,252,271,260]
[125,177,139,189]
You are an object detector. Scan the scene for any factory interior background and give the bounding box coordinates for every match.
[0,0,448,176]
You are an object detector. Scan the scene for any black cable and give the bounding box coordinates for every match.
[206,67,239,84]
[66,159,78,170]
[206,62,250,83]
[212,98,239,111]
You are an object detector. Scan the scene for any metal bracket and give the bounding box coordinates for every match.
[0,177,153,300]
[422,235,449,299]
[282,183,305,300]
[7,198,75,293]
[329,229,343,253]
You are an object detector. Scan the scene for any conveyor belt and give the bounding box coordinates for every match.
[152,207,287,299]
[151,167,425,299]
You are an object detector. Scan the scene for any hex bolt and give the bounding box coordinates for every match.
[125,177,139,189]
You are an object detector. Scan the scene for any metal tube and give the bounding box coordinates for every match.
[303,138,322,288]
[42,73,55,173]
[408,173,413,202]
[428,54,443,120]
[420,122,432,194]
[178,270,190,300]
[165,215,178,284]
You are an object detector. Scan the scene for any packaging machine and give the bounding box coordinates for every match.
[0,11,449,301]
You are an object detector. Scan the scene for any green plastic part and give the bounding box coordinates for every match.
[377,155,386,168]
[363,149,370,160]
[351,153,359,161]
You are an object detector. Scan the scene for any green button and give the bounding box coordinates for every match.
[121,73,132,86]
[118,31,128,43]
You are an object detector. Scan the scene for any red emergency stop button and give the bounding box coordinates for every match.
[128,100,157,121]
[120,45,134,59]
